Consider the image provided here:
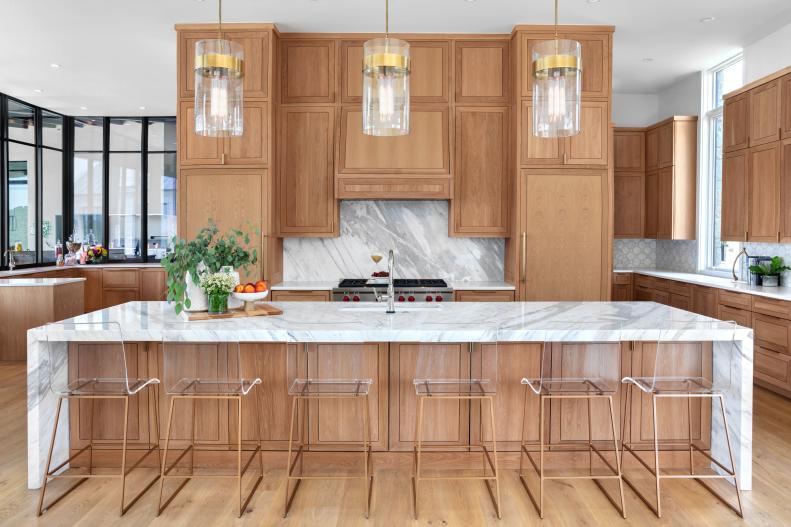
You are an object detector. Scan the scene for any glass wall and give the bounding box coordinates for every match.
[146,118,177,260]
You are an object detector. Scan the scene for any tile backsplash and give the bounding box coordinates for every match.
[283,201,505,282]
[613,239,657,268]
[656,240,698,272]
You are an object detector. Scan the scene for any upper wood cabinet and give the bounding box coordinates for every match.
[280,39,336,103]
[341,40,449,103]
[783,74,791,139]
[747,142,781,242]
[645,127,659,170]
[750,79,782,147]
[721,149,749,242]
[613,172,644,238]
[454,40,509,104]
[643,170,658,238]
[520,100,608,166]
[782,139,791,242]
[178,28,270,99]
[451,107,509,236]
[520,31,610,98]
[613,130,644,171]
[277,106,338,236]
[179,100,223,166]
[723,92,750,152]
[657,121,674,167]
[656,166,674,239]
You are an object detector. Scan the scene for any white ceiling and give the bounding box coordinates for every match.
[1,0,790,116]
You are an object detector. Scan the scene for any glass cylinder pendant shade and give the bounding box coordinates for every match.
[194,39,244,137]
[362,38,410,136]
[532,39,582,138]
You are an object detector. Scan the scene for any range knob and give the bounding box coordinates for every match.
[398,295,405,302]
[352,295,360,302]
[436,295,443,302]
[342,295,350,302]
[425,295,433,302]
[407,295,415,302]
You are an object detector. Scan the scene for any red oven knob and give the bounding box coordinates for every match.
[407,296,415,302]
[436,295,443,302]
[425,295,433,302]
[342,295,350,302]
[352,295,360,302]
[398,295,405,302]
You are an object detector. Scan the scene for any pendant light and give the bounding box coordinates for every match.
[194,0,244,137]
[362,0,410,136]
[532,0,582,138]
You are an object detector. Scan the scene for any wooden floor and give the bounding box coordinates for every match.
[2,361,790,526]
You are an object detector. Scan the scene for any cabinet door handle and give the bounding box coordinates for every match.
[221,153,226,164]
[521,232,527,283]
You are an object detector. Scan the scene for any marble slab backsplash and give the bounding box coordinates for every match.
[283,201,505,282]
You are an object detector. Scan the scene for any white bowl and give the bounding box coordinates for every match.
[232,290,269,302]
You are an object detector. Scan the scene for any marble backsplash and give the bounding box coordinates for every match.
[283,201,505,282]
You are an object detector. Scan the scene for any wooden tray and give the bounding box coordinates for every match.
[185,303,283,321]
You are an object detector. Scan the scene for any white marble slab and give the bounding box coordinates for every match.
[26,300,753,492]
[0,277,86,287]
[269,281,336,291]
[0,263,161,278]
[451,281,516,291]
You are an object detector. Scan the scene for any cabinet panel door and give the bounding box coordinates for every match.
[721,149,749,242]
[339,106,449,174]
[657,122,674,168]
[613,130,645,171]
[140,268,167,301]
[224,101,269,165]
[644,170,659,238]
[724,93,750,153]
[280,39,335,103]
[102,289,140,309]
[452,107,509,236]
[224,30,269,99]
[521,101,564,165]
[455,40,509,103]
[691,285,718,319]
[781,140,791,242]
[748,142,781,242]
[645,128,659,170]
[455,290,515,302]
[613,173,643,238]
[178,101,222,166]
[755,346,791,392]
[783,74,791,139]
[657,167,673,239]
[749,80,781,147]
[277,107,337,235]
[523,170,607,301]
[565,101,608,166]
[612,283,632,301]
[270,290,330,302]
[178,30,220,99]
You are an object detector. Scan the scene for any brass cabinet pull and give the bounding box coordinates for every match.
[221,153,226,164]
[521,232,527,283]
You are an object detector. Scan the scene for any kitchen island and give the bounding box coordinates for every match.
[27,301,753,490]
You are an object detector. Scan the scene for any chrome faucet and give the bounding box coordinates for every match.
[375,249,397,313]
[4,250,16,272]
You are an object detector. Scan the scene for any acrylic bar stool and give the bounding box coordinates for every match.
[158,332,264,518]
[621,320,743,518]
[284,354,373,519]
[412,341,501,520]
[517,322,626,519]
[37,321,161,517]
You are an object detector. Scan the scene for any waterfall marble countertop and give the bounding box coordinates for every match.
[31,300,748,343]
[269,281,517,291]
[615,268,791,302]
[0,277,86,287]
[0,262,161,278]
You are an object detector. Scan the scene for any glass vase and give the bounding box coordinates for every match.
[207,292,229,314]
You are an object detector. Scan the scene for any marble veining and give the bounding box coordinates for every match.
[283,201,504,282]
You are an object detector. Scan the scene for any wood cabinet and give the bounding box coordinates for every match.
[280,39,336,103]
[747,142,781,242]
[270,290,331,302]
[781,139,791,242]
[80,267,103,312]
[749,79,782,147]
[644,170,658,238]
[450,107,509,236]
[454,40,509,103]
[645,127,659,170]
[783,74,791,139]
[657,121,674,168]
[521,101,608,166]
[614,130,645,171]
[611,273,633,301]
[690,285,718,318]
[520,101,564,165]
[454,290,515,302]
[277,106,338,236]
[614,173,644,238]
[721,149,749,241]
[723,92,750,153]
[140,268,167,301]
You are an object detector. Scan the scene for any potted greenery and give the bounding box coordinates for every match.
[200,272,237,314]
[161,220,259,314]
[749,256,790,287]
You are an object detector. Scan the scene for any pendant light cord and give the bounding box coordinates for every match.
[554,0,558,38]
[385,0,389,38]
[218,0,223,39]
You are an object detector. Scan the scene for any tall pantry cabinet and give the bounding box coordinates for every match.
[506,25,614,301]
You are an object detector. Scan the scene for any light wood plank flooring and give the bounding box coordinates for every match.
[1,361,789,526]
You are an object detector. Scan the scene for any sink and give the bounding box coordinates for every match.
[340,304,443,313]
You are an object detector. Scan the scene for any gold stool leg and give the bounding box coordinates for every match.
[607,395,627,518]
[652,392,662,518]
[37,396,63,516]
[362,393,372,518]
[283,395,299,517]
[157,395,182,516]
[118,396,130,515]
[539,394,546,519]
[236,396,243,518]
[487,396,502,519]
[412,395,425,520]
[717,394,744,517]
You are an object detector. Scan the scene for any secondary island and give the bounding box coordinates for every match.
[26,300,753,490]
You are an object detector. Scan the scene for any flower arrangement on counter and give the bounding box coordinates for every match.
[199,272,237,314]
[86,245,108,264]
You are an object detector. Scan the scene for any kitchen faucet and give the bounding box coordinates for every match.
[375,249,396,313]
[4,250,16,272]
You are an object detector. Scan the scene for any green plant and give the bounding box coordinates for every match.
[161,220,259,314]
[199,272,236,296]
[749,256,791,277]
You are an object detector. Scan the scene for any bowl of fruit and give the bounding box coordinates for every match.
[232,280,269,311]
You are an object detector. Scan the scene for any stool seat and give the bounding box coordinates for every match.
[288,378,372,396]
[413,378,495,396]
[62,377,159,396]
[622,375,715,394]
[522,377,617,395]
[168,377,261,396]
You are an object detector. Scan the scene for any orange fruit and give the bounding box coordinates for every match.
[255,280,268,290]
[243,284,255,293]
[255,283,266,292]
[233,284,245,293]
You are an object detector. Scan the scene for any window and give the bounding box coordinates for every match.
[700,56,744,274]
[146,118,177,260]
[73,118,104,245]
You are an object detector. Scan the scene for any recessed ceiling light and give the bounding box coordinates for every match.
[50,63,61,69]
[139,106,146,110]
[79,106,88,110]
[587,0,601,3]
[641,57,654,63]
[465,0,477,3]
[700,16,715,23]
[33,88,43,93]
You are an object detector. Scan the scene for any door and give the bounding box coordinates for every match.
[224,30,270,99]
[178,100,222,166]
[644,170,659,238]
[748,142,781,242]
[645,128,659,170]
[223,101,269,166]
[657,122,674,168]
[724,92,750,153]
[140,268,167,301]
[721,149,749,241]
[749,80,781,147]
[613,173,643,238]
[454,40,509,104]
[277,106,338,236]
[613,130,645,171]
[565,101,609,166]
[280,39,336,103]
[783,74,791,139]
[522,169,607,301]
[691,285,718,318]
[656,167,674,239]
[451,107,509,236]
[782,139,791,242]
[520,101,564,165]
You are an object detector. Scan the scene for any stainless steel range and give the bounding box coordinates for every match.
[332,278,453,303]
